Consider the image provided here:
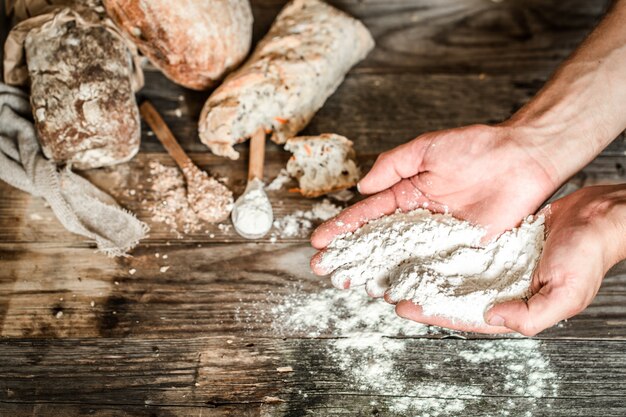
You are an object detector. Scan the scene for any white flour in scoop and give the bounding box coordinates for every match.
[318,209,545,325]
[232,179,273,237]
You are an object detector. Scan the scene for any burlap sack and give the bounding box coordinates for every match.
[5,0,104,24]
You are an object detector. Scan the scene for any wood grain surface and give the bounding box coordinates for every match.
[1,1,625,416]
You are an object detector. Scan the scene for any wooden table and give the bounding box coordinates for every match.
[2,1,626,416]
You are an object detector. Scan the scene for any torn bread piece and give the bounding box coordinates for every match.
[285,134,360,198]
[198,0,374,159]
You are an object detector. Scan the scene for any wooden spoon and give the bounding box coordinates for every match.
[139,101,233,223]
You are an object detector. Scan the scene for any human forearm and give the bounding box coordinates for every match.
[505,0,626,186]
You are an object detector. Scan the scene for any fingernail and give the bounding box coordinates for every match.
[356,182,362,194]
[487,314,505,326]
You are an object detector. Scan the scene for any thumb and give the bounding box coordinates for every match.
[485,285,573,336]
[358,136,431,195]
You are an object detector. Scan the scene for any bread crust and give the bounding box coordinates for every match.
[198,0,374,159]
[103,0,253,90]
[25,9,140,169]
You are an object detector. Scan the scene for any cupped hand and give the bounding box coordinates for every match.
[397,185,626,335]
[311,124,558,254]
[310,124,559,293]
[482,184,626,335]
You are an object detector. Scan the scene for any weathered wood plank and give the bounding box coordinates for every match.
[251,0,609,73]
[0,337,625,416]
[2,242,626,340]
[0,404,256,417]
[135,0,617,153]
[2,0,610,77]
[0,152,349,244]
[137,70,626,154]
[1,150,625,244]
[2,1,618,155]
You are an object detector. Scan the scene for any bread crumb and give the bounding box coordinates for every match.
[263,396,285,404]
[266,168,292,191]
[160,266,170,273]
[129,268,136,275]
[276,366,293,373]
[55,311,63,319]
[273,199,341,238]
[90,301,95,307]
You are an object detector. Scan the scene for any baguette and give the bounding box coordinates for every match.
[198,0,374,160]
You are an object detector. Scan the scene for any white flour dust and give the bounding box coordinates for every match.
[266,168,292,191]
[271,199,341,238]
[319,209,545,324]
[240,287,559,416]
[270,286,429,337]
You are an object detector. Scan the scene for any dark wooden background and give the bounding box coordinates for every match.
[2,1,626,416]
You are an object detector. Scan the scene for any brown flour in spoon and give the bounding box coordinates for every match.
[146,161,232,235]
[183,165,233,223]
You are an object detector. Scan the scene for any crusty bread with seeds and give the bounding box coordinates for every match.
[198,0,374,159]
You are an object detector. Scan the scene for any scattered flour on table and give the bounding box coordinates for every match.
[266,168,292,191]
[318,209,545,325]
[271,199,341,238]
[269,286,430,337]
[240,287,559,416]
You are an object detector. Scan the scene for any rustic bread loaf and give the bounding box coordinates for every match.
[198,0,375,160]
[23,9,140,169]
[285,134,360,198]
[103,0,253,90]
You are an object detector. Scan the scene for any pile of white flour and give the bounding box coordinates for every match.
[318,209,545,325]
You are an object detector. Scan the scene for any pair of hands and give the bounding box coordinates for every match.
[310,124,626,336]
